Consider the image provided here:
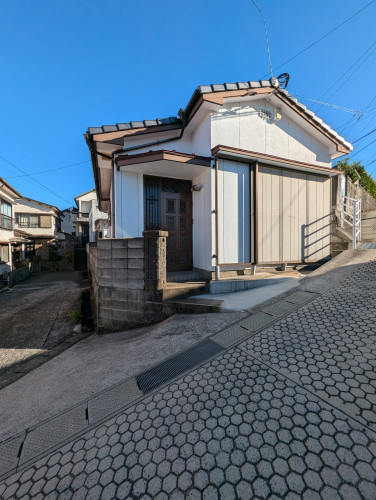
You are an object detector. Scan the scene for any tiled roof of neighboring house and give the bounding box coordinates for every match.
[0,177,22,198]
[86,78,352,150]
[15,197,63,217]
[74,188,95,201]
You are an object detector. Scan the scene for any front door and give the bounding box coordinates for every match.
[144,176,192,272]
[161,191,192,271]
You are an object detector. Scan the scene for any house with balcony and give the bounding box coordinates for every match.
[13,197,64,260]
[74,189,109,245]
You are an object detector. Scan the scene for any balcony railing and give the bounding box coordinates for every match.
[77,212,90,222]
[0,215,13,230]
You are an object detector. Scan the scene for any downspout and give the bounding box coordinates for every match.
[214,156,220,281]
[111,163,116,238]
[254,161,259,268]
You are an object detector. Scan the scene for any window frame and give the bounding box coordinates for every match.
[16,213,41,228]
[0,198,12,231]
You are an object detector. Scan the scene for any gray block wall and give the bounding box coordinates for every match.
[88,231,167,333]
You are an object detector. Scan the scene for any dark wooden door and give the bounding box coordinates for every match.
[161,192,192,271]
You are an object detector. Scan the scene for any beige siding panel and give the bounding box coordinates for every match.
[40,215,52,228]
[258,166,331,263]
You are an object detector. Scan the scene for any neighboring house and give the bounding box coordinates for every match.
[60,206,78,236]
[13,197,64,260]
[85,78,352,278]
[74,189,109,244]
[0,178,27,274]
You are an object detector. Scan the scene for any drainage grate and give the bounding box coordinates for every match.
[136,339,224,394]
[359,243,376,249]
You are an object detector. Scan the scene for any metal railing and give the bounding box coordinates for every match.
[341,196,361,249]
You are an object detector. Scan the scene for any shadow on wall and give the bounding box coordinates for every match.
[301,213,332,261]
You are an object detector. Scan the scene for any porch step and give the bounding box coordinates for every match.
[163,297,223,317]
[162,282,209,301]
[166,271,206,283]
[209,277,286,295]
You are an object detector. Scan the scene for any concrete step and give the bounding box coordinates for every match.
[209,277,286,295]
[163,297,222,316]
[162,282,209,301]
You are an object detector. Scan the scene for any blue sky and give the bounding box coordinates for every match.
[1,0,376,209]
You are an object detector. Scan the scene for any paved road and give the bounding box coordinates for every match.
[1,252,376,499]
[0,271,85,389]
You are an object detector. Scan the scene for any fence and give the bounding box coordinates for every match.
[341,196,361,249]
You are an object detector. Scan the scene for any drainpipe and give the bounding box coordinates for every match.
[214,156,220,281]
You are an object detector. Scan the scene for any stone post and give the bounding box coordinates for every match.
[143,230,168,291]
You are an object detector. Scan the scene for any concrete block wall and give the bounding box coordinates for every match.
[88,231,167,333]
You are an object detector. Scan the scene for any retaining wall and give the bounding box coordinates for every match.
[88,231,167,333]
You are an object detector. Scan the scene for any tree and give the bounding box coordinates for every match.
[335,158,376,199]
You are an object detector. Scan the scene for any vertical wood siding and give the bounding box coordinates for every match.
[258,166,331,263]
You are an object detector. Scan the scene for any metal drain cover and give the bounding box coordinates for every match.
[136,339,224,394]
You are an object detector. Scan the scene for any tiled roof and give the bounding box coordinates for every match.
[87,117,182,135]
[87,79,351,149]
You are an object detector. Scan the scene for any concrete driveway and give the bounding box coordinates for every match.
[1,250,376,499]
[0,271,87,389]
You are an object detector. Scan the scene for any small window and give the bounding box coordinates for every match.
[0,245,9,263]
[0,200,12,230]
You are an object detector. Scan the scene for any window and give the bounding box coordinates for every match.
[17,214,40,228]
[0,199,12,230]
[0,245,9,263]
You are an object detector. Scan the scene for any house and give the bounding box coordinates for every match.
[60,206,78,236]
[13,197,64,260]
[73,189,109,244]
[85,78,352,280]
[0,178,28,275]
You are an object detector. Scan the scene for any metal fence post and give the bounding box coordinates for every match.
[340,196,344,227]
[353,200,357,249]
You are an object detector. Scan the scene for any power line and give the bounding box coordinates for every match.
[261,0,376,78]
[314,43,376,112]
[352,137,376,156]
[313,41,376,108]
[250,0,273,78]
[352,127,376,144]
[4,160,91,180]
[291,93,363,115]
[0,154,72,205]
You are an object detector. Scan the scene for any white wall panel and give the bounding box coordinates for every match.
[115,171,143,238]
[192,168,212,271]
[218,159,250,264]
[212,99,332,167]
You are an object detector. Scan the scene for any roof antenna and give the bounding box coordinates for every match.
[250,0,275,83]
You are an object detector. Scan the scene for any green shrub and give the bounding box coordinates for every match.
[335,158,376,199]
[71,310,82,323]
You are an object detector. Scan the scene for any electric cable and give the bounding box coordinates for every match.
[0,154,72,205]
[260,0,376,79]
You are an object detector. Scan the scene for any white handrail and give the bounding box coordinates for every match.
[341,196,361,249]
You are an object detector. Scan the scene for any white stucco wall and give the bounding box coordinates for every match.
[211,98,332,167]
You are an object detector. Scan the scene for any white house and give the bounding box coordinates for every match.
[73,189,109,244]
[85,78,352,278]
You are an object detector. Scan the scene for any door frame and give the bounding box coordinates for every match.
[144,175,193,271]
